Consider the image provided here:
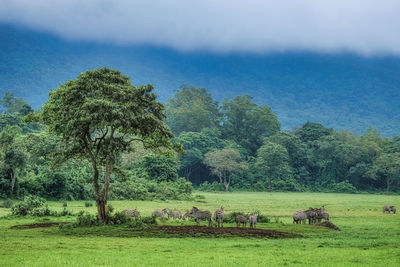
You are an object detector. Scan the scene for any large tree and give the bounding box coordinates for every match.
[0,125,26,196]
[221,95,280,156]
[204,147,247,191]
[40,68,177,221]
[374,152,400,194]
[166,85,221,134]
[255,141,293,192]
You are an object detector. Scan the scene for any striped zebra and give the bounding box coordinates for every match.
[187,207,212,227]
[152,208,170,218]
[214,206,225,228]
[123,209,140,218]
[236,215,249,227]
[168,210,182,220]
[249,214,258,228]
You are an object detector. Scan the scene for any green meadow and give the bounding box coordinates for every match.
[1,192,399,266]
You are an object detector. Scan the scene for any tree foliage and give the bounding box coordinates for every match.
[40,68,177,221]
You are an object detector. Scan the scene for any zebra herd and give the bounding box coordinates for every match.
[292,206,329,224]
[123,204,397,228]
[123,206,259,228]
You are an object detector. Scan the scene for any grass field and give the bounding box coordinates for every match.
[0,192,399,266]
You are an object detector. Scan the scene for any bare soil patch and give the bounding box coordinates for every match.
[155,225,301,238]
[11,222,68,230]
[313,221,340,231]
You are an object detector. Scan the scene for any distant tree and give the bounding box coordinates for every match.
[166,85,221,134]
[221,95,280,156]
[0,92,33,116]
[134,153,180,182]
[204,147,247,191]
[175,129,223,182]
[255,141,292,192]
[295,122,333,143]
[0,125,26,196]
[374,152,400,194]
[40,68,178,222]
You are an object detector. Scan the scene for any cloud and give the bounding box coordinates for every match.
[1,0,400,55]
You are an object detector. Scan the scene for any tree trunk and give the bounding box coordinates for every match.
[268,177,271,192]
[91,160,106,221]
[386,177,390,195]
[224,176,231,192]
[10,170,15,196]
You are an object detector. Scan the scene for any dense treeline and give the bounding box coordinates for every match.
[0,84,399,200]
[167,86,400,193]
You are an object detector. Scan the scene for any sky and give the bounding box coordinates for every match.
[1,0,400,55]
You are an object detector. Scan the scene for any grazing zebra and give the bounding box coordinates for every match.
[152,208,170,218]
[292,210,307,224]
[187,207,212,227]
[390,206,396,214]
[236,215,249,227]
[168,210,182,220]
[214,207,225,228]
[123,209,140,218]
[249,214,258,228]
[383,206,397,214]
[304,208,318,224]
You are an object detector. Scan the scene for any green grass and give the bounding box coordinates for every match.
[1,192,399,266]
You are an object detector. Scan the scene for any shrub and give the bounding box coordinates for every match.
[128,216,157,229]
[74,211,100,227]
[224,211,246,223]
[0,199,13,208]
[30,205,53,217]
[11,195,46,216]
[62,202,68,208]
[223,211,270,223]
[328,181,358,193]
[109,176,193,201]
[198,181,224,192]
[85,202,93,207]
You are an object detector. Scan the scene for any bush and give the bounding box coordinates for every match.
[109,176,193,201]
[198,181,224,192]
[128,216,157,229]
[11,195,46,216]
[328,181,358,193]
[62,201,68,208]
[74,211,100,227]
[59,208,74,216]
[272,178,305,192]
[223,211,270,223]
[85,202,93,207]
[30,205,53,216]
[0,199,13,208]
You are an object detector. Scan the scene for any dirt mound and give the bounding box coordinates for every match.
[11,222,67,229]
[156,225,301,238]
[314,221,340,231]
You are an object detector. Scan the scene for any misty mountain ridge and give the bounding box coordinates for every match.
[1,24,399,136]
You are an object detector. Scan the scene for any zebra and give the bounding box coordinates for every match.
[187,207,212,227]
[236,215,249,227]
[292,210,307,224]
[249,214,258,228]
[390,206,396,214]
[123,209,140,218]
[214,206,225,228]
[303,208,318,224]
[383,206,397,214]
[168,210,182,220]
[152,208,170,218]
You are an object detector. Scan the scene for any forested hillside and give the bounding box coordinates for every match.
[1,24,400,136]
[1,80,399,200]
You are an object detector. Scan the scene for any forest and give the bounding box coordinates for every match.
[0,72,400,202]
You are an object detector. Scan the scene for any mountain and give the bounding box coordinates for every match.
[1,24,400,136]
